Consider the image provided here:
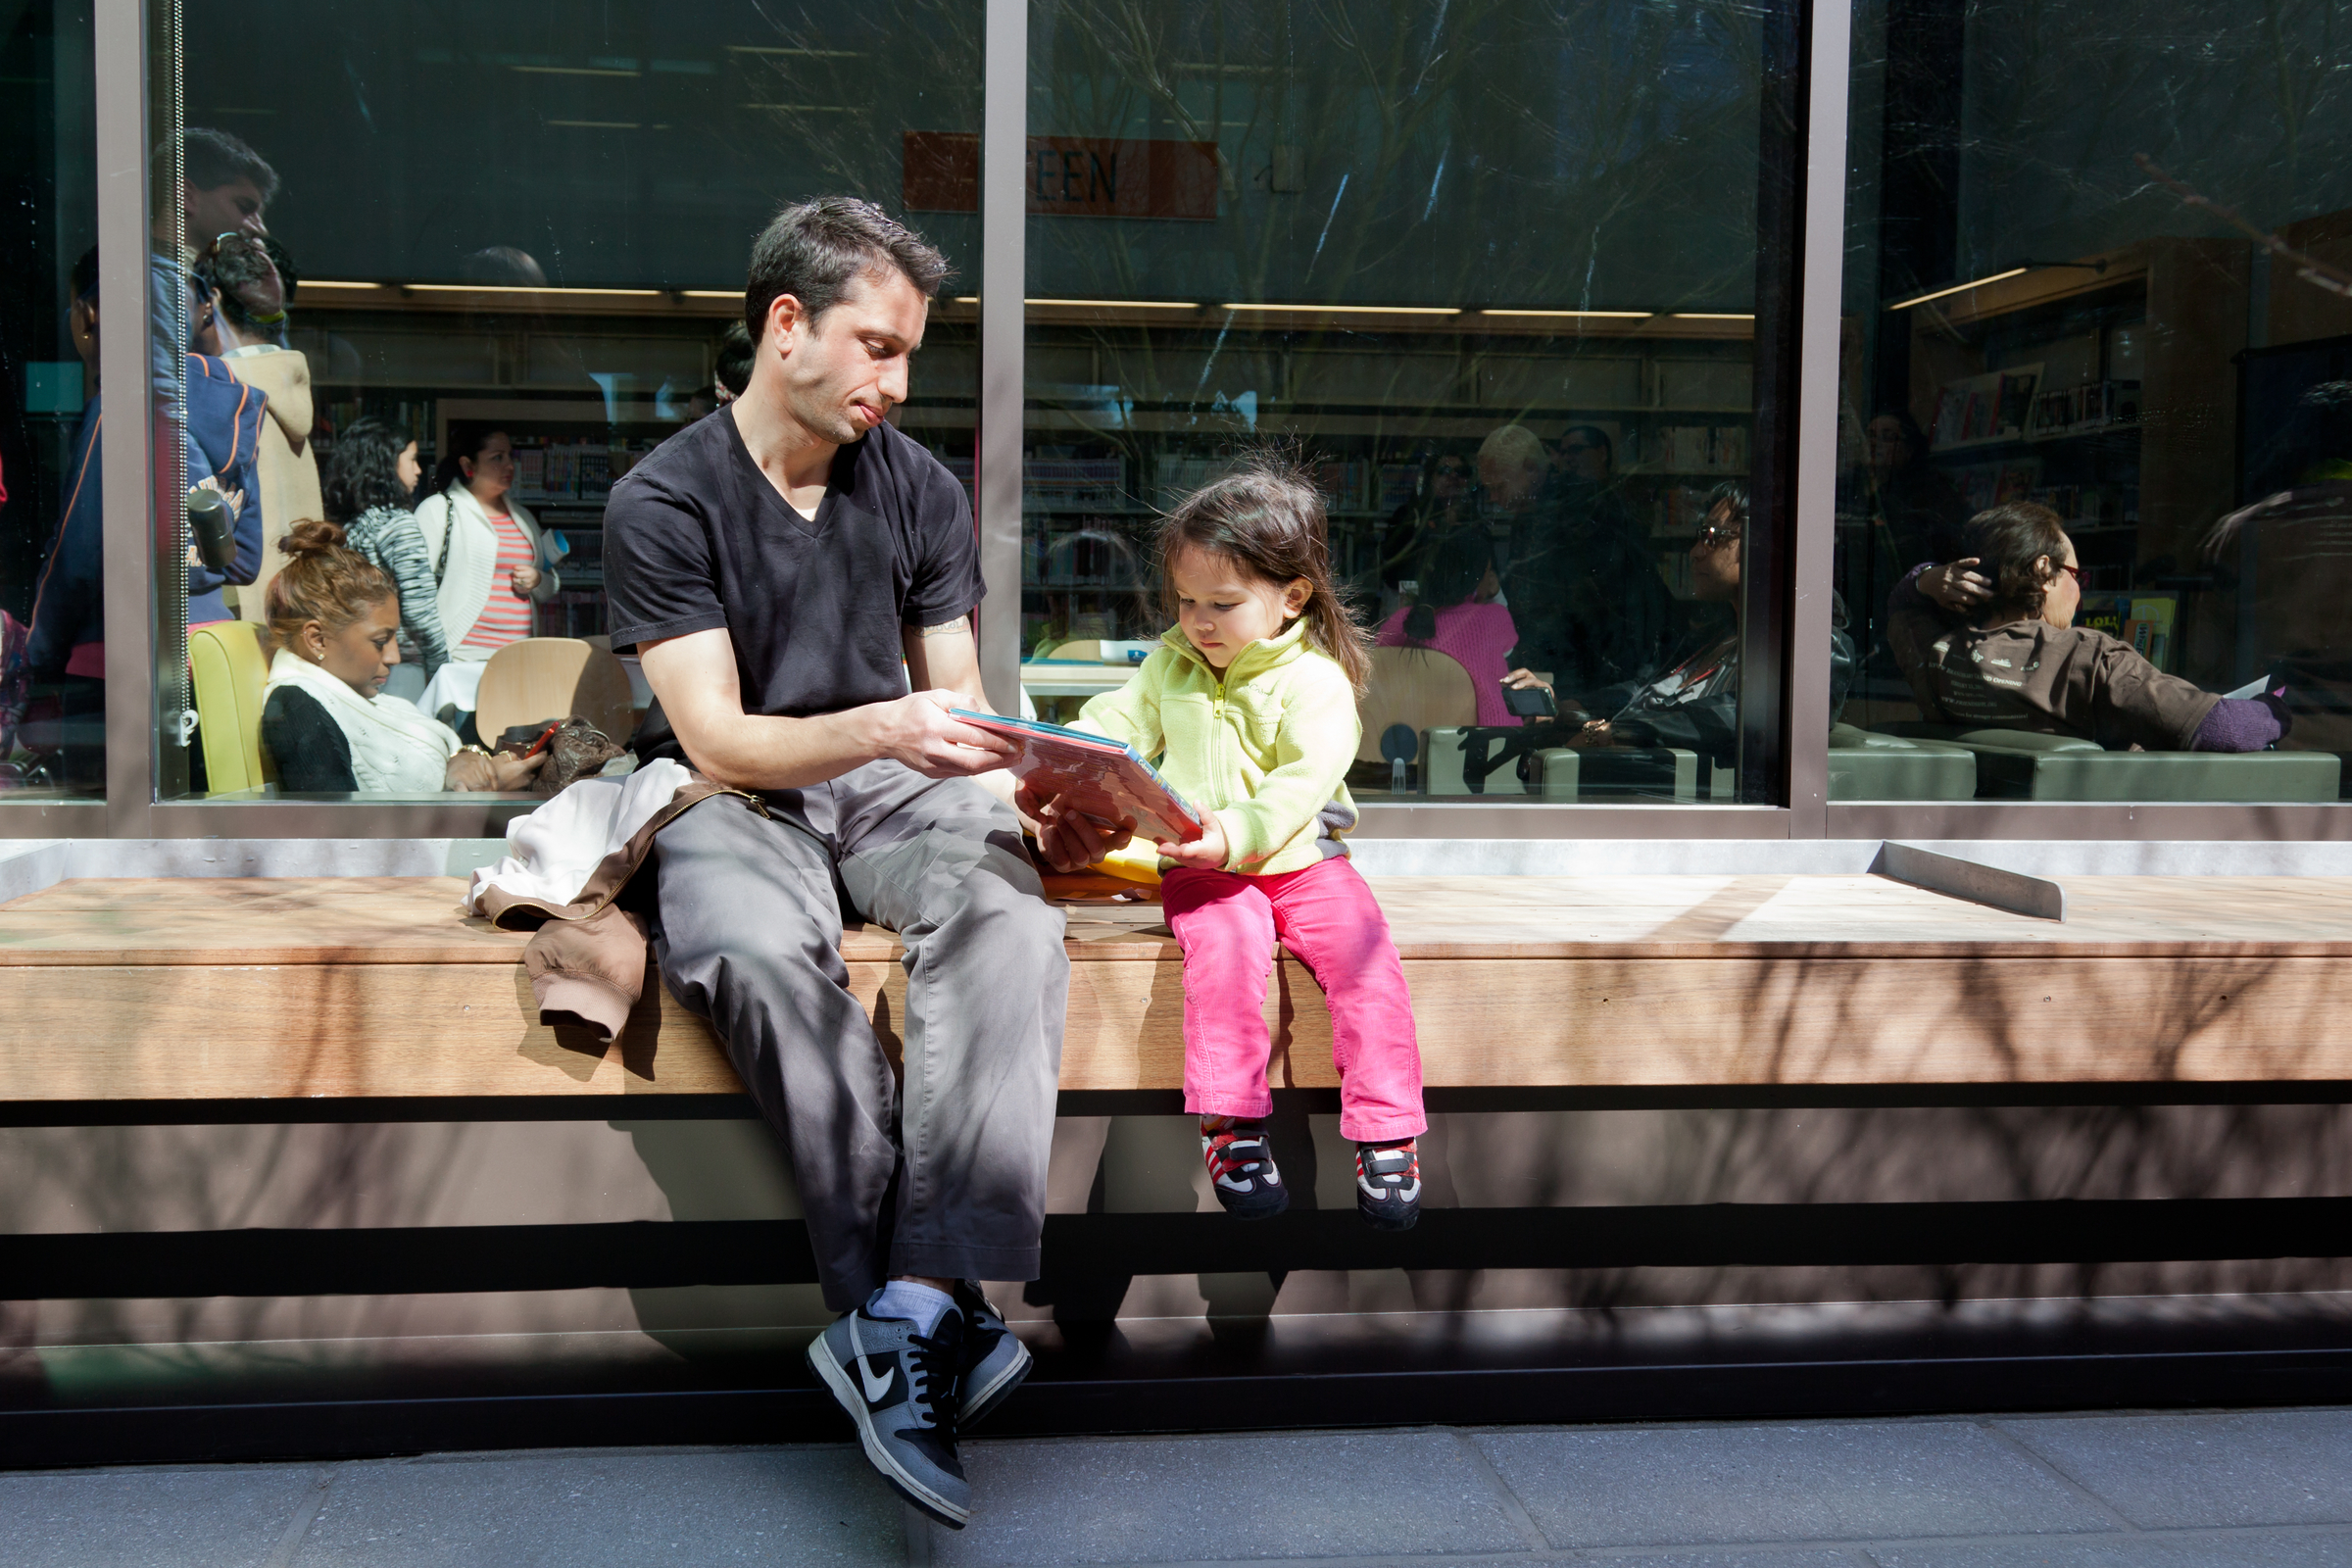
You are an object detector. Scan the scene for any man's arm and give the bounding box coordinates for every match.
[637,624,1012,793]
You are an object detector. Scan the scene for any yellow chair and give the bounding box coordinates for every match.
[1355,645,1479,766]
[189,621,275,794]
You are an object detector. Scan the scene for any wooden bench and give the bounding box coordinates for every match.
[5,869,2352,1113]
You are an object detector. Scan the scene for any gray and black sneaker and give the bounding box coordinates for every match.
[955,1281,1032,1430]
[1201,1117,1289,1219]
[1356,1140,1422,1231]
[807,1298,970,1529]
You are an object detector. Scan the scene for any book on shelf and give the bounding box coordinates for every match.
[1932,364,2043,448]
[2026,379,2142,439]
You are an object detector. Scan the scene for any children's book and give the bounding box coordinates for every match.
[950,710,1206,845]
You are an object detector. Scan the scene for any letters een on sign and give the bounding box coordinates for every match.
[903,131,1218,220]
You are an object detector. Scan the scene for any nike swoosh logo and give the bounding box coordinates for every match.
[847,1315,895,1404]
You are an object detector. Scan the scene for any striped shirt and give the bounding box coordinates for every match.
[459,512,536,655]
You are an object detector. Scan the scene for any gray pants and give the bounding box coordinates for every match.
[649,761,1068,1310]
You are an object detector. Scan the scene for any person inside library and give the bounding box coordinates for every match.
[194,228,320,619]
[601,197,1067,1531]
[258,520,543,794]
[323,416,448,696]
[1376,449,1478,594]
[1507,482,1855,765]
[1376,529,1521,726]
[714,319,756,404]
[412,424,560,665]
[1891,502,2288,751]
[1484,421,1671,694]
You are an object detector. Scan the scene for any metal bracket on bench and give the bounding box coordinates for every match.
[1871,841,2067,921]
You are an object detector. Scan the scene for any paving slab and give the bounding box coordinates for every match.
[1997,1409,2352,1531]
[1867,1529,2352,1567]
[933,1430,1532,1566]
[0,1462,323,1568]
[283,1446,901,1568]
[1474,1419,2115,1550]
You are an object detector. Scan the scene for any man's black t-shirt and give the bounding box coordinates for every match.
[603,411,983,763]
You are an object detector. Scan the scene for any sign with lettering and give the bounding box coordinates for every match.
[903,131,1218,220]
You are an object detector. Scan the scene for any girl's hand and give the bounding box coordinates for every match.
[1156,815,1228,870]
[512,563,542,594]
[1502,667,1554,695]
[1923,559,1993,613]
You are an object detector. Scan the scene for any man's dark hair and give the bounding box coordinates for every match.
[154,127,280,206]
[1559,423,1614,465]
[743,197,950,341]
[715,319,756,396]
[1706,479,1748,526]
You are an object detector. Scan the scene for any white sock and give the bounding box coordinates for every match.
[869,1279,956,1335]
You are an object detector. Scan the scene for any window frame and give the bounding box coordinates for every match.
[33,0,2345,845]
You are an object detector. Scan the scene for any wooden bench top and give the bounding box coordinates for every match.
[2,874,2349,1104]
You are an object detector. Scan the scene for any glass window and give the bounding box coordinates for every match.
[149,0,980,801]
[3,2,100,800]
[1832,0,2352,806]
[1018,0,1794,807]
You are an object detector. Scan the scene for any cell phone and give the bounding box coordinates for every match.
[1501,682,1558,718]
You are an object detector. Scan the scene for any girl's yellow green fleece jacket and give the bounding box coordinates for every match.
[1073,618,1361,874]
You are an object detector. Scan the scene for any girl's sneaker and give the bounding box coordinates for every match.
[1356,1140,1422,1230]
[1200,1116,1288,1219]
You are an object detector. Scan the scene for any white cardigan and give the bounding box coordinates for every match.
[412,484,560,654]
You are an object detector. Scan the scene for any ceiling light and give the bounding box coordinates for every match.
[1480,308,1652,318]
[1886,269,2029,311]
[1220,302,1461,315]
[680,290,743,298]
[406,284,664,296]
[1027,298,1199,310]
[300,280,382,290]
[1670,313,1756,320]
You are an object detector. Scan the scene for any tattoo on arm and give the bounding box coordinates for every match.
[916,618,972,639]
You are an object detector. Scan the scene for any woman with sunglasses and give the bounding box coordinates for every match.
[1892,502,2289,751]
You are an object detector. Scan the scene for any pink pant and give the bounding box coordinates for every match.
[1162,857,1425,1142]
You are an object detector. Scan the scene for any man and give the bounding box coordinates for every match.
[603,198,1084,1532]
[1485,422,1671,692]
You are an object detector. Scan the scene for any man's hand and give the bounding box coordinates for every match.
[864,687,1017,779]
[1018,782,1133,871]
[1156,814,1228,870]
[1923,558,1994,614]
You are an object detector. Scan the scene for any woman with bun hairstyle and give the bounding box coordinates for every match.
[1373,527,1521,725]
[260,520,544,793]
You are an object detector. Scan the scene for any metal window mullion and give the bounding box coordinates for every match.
[1784,0,1856,837]
[975,0,1027,713]
[93,0,154,837]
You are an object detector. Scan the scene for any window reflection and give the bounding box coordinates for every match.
[1833,0,2352,804]
[1015,0,1782,804]
[149,0,979,800]
[3,3,99,799]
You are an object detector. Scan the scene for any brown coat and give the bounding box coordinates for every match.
[1889,602,2219,751]
[475,775,751,1040]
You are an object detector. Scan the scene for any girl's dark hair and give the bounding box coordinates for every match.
[1154,457,1372,694]
[321,416,415,521]
[1401,528,1494,644]
[265,519,394,656]
[715,319,757,397]
[1960,501,2071,621]
[430,423,507,498]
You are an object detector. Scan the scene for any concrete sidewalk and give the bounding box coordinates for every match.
[9,1406,2352,1566]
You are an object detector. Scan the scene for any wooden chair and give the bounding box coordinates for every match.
[1044,640,1103,662]
[1355,645,1479,765]
[473,637,636,746]
[188,621,275,794]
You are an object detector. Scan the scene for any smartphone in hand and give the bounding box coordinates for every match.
[1501,682,1558,719]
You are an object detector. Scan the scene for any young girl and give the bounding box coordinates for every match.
[1051,461,1428,1230]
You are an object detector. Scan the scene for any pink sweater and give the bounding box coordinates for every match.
[1376,601,1521,726]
